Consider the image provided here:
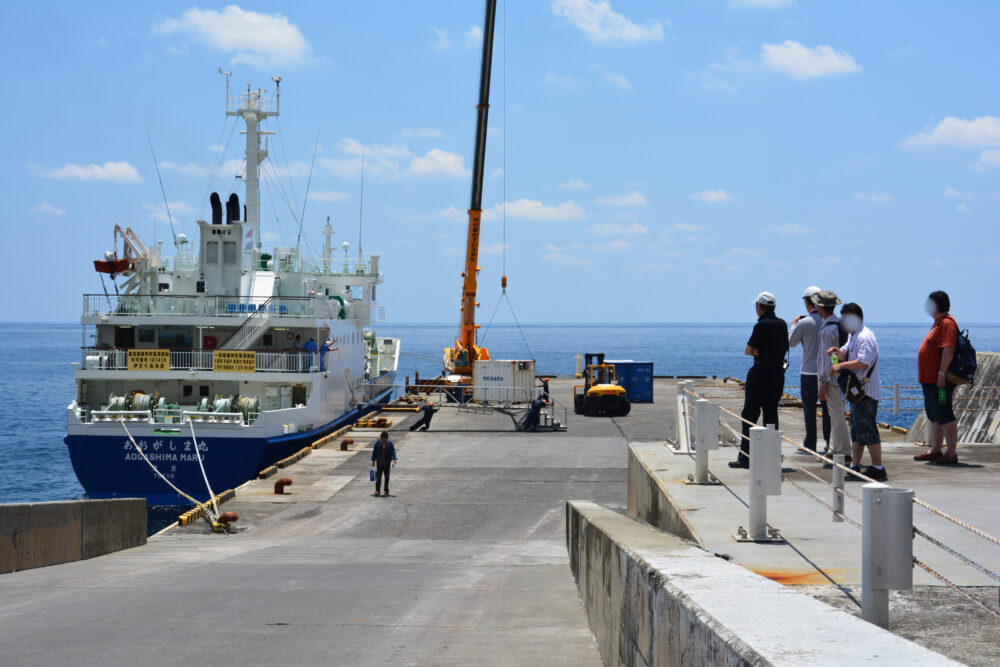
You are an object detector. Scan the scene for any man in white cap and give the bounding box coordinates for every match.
[730,292,789,468]
[789,286,827,453]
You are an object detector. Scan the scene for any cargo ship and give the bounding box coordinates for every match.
[64,76,399,504]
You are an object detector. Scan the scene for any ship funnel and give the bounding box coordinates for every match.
[210,192,222,225]
[226,193,240,224]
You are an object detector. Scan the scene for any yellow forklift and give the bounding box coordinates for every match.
[574,353,631,417]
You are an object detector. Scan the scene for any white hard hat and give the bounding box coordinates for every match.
[802,285,821,299]
[754,291,776,307]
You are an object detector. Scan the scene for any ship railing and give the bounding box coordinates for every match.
[276,255,374,275]
[91,409,153,422]
[82,294,323,319]
[159,250,199,272]
[81,347,314,374]
[183,410,247,425]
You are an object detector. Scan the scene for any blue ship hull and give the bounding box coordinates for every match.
[65,387,394,506]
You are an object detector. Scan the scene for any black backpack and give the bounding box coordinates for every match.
[944,316,977,384]
[824,320,849,347]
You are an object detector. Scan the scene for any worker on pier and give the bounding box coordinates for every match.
[409,402,438,432]
[731,292,788,469]
[788,286,827,453]
[371,431,397,497]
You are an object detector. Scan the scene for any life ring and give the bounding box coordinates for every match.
[204,335,218,349]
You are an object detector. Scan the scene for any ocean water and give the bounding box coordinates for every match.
[1,321,998,509]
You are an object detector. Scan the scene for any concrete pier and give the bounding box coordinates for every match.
[0,378,996,665]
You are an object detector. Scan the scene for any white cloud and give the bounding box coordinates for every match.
[398,127,444,139]
[691,189,731,203]
[672,222,707,232]
[944,187,974,198]
[589,222,648,236]
[956,204,968,212]
[559,179,589,189]
[486,199,586,221]
[262,231,281,243]
[729,0,794,7]
[397,206,466,223]
[852,192,894,204]
[142,201,196,222]
[34,202,66,216]
[543,71,585,91]
[209,144,225,153]
[407,149,469,178]
[308,190,350,203]
[551,0,664,42]
[761,41,861,80]
[724,247,766,257]
[596,239,630,251]
[596,190,646,206]
[430,27,450,51]
[541,244,592,267]
[980,149,1000,165]
[764,222,814,235]
[28,161,142,182]
[900,116,1000,150]
[319,139,411,177]
[481,243,508,255]
[491,167,504,178]
[152,6,312,68]
[442,246,462,255]
[596,66,631,89]
[160,161,209,177]
[465,25,483,47]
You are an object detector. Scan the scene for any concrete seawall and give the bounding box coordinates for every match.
[627,443,700,543]
[566,500,957,666]
[0,499,146,574]
[907,350,1000,444]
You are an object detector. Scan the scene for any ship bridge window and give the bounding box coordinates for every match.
[223,241,237,265]
[159,326,193,349]
[199,385,210,397]
[347,285,363,300]
[206,241,219,265]
[137,328,156,345]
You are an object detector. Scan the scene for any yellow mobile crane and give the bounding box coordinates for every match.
[444,0,497,377]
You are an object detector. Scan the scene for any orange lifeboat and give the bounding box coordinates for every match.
[93,258,136,274]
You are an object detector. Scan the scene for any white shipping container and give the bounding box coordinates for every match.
[473,360,536,404]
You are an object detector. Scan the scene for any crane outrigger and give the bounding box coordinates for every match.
[444,0,498,377]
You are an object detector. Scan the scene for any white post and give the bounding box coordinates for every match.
[893,382,900,416]
[575,353,582,379]
[748,426,782,540]
[862,483,914,628]
[694,399,720,483]
[832,454,845,522]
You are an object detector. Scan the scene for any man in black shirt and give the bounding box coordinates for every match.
[730,291,789,468]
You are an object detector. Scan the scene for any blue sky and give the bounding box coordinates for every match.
[2,1,998,324]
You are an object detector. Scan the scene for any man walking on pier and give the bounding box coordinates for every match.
[731,292,788,469]
[814,291,851,466]
[371,431,397,497]
[789,286,827,453]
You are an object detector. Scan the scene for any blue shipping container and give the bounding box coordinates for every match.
[608,361,654,403]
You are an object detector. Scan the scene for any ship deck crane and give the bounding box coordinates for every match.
[444,0,498,377]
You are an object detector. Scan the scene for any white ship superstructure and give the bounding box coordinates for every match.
[65,78,399,504]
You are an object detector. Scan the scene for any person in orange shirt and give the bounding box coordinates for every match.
[915,291,960,464]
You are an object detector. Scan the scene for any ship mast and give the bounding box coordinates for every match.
[223,72,280,261]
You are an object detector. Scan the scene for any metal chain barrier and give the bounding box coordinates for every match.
[913,558,1000,620]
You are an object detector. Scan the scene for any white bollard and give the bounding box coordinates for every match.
[694,399,720,483]
[832,454,845,522]
[575,352,583,379]
[673,380,696,452]
[861,483,914,628]
[748,426,782,540]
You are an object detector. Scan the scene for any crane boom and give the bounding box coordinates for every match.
[445,0,497,376]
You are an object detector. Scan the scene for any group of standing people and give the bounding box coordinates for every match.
[732,287,963,481]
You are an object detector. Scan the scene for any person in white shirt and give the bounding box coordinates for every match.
[829,302,887,482]
[789,286,824,452]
